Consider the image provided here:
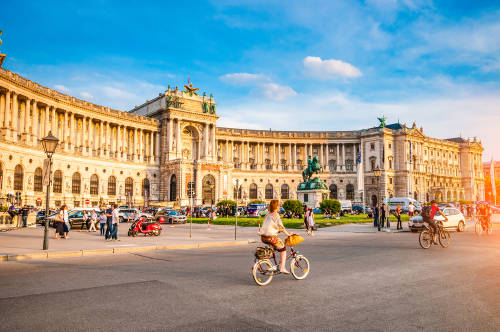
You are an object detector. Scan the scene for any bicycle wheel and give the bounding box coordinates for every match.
[252,260,274,286]
[439,230,451,248]
[290,255,310,280]
[475,221,483,236]
[419,230,432,249]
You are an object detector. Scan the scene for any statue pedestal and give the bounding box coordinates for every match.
[297,189,329,208]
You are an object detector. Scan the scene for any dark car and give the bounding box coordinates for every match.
[36,210,58,224]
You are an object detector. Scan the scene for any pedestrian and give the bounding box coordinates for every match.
[306,207,315,236]
[55,205,66,239]
[81,210,88,230]
[385,203,391,229]
[111,204,120,241]
[62,205,70,239]
[373,204,379,227]
[21,205,29,227]
[408,202,415,218]
[88,209,98,232]
[379,204,386,230]
[105,205,113,241]
[395,205,402,230]
[99,210,107,236]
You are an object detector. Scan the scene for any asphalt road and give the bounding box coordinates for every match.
[0,230,499,332]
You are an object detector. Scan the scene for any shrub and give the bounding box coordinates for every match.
[320,199,341,214]
[248,199,265,205]
[282,200,302,214]
[216,200,236,207]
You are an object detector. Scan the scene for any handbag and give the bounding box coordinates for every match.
[285,234,304,246]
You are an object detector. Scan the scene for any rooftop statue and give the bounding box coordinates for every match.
[183,77,199,96]
[377,116,387,128]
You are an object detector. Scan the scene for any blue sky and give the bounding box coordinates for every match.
[1,0,499,159]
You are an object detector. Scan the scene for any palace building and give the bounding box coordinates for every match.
[0,66,485,209]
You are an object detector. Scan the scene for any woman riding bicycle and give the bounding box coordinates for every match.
[260,199,292,274]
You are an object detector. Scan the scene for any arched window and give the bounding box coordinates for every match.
[53,170,63,193]
[281,184,289,199]
[142,178,150,198]
[34,167,43,192]
[249,183,257,200]
[125,177,134,196]
[108,176,116,196]
[169,175,177,201]
[346,184,355,200]
[329,184,337,199]
[72,172,81,194]
[265,184,273,199]
[90,174,99,195]
[14,165,24,191]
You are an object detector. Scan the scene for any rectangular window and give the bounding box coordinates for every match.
[370,143,375,150]
[388,143,392,149]
[304,193,308,202]
[389,178,393,184]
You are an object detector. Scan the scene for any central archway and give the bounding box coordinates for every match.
[202,174,216,205]
[169,174,177,201]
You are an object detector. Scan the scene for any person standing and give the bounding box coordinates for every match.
[55,205,66,239]
[379,204,386,230]
[395,205,402,230]
[105,205,113,241]
[385,203,391,229]
[373,204,379,228]
[20,205,29,227]
[88,210,98,232]
[111,204,120,241]
[306,207,315,236]
[81,211,88,230]
[408,202,415,218]
[99,210,107,236]
[62,205,70,239]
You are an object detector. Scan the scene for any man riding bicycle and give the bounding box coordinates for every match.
[423,200,448,244]
[477,202,491,231]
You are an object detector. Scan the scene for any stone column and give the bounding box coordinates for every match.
[23,99,30,142]
[0,92,4,130]
[176,120,182,159]
[203,123,209,158]
[11,92,18,141]
[342,143,346,171]
[51,107,57,136]
[105,122,110,157]
[31,100,38,144]
[133,128,138,161]
[43,106,49,138]
[211,125,216,159]
[353,143,357,172]
[320,143,324,165]
[336,144,340,171]
[88,118,93,153]
[150,131,154,164]
[325,143,330,171]
[123,126,127,160]
[155,131,160,163]
[139,129,143,162]
[167,118,173,154]
[3,91,11,137]
[98,120,103,156]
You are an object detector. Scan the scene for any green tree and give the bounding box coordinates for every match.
[282,200,302,214]
[216,200,236,207]
[320,199,341,214]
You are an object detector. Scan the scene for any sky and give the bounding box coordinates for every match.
[1,0,499,160]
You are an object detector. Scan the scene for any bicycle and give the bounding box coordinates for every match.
[419,220,451,249]
[252,246,310,286]
[475,215,493,236]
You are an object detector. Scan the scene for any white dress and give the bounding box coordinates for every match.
[307,211,315,227]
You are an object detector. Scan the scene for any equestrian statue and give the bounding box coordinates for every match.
[298,156,328,191]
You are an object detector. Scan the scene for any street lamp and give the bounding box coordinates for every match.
[41,131,59,250]
[373,166,382,205]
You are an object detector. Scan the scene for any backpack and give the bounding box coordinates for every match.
[421,205,431,219]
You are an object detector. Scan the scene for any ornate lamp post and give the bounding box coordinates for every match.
[373,166,382,205]
[41,131,59,250]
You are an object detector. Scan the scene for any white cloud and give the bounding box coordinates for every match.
[54,84,70,92]
[303,56,362,78]
[260,83,297,101]
[219,72,268,85]
[80,92,93,99]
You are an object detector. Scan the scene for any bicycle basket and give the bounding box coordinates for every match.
[285,234,304,247]
[255,246,274,259]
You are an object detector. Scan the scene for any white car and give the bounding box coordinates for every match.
[409,207,466,232]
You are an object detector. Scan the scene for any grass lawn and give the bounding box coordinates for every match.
[188,214,410,229]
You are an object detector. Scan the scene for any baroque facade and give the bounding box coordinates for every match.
[0,66,485,208]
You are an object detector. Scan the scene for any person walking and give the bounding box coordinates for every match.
[20,205,29,227]
[99,210,107,236]
[88,209,98,232]
[373,204,379,228]
[55,205,66,239]
[395,205,402,230]
[111,204,120,241]
[385,203,391,229]
[305,207,315,236]
[62,205,70,239]
[408,202,415,218]
[81,211,88,230]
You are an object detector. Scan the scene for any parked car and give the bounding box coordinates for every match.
[36,210,58,224]
[312,208,322,214]
[338,200,352,214]
[246,204,267,217]
[155,209,186,224]
[118,208,150,222]
[408,207,466,232]
[387,197,421,214]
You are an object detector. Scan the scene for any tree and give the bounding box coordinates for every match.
[282,200,302,214]
[216,200,236,207]
[320,199,341,214]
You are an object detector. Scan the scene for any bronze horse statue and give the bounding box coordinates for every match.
[302,156,323,182]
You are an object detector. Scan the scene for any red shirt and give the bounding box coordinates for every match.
[430,206,440,219]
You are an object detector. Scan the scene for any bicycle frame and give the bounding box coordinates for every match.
[269,247,298,266]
